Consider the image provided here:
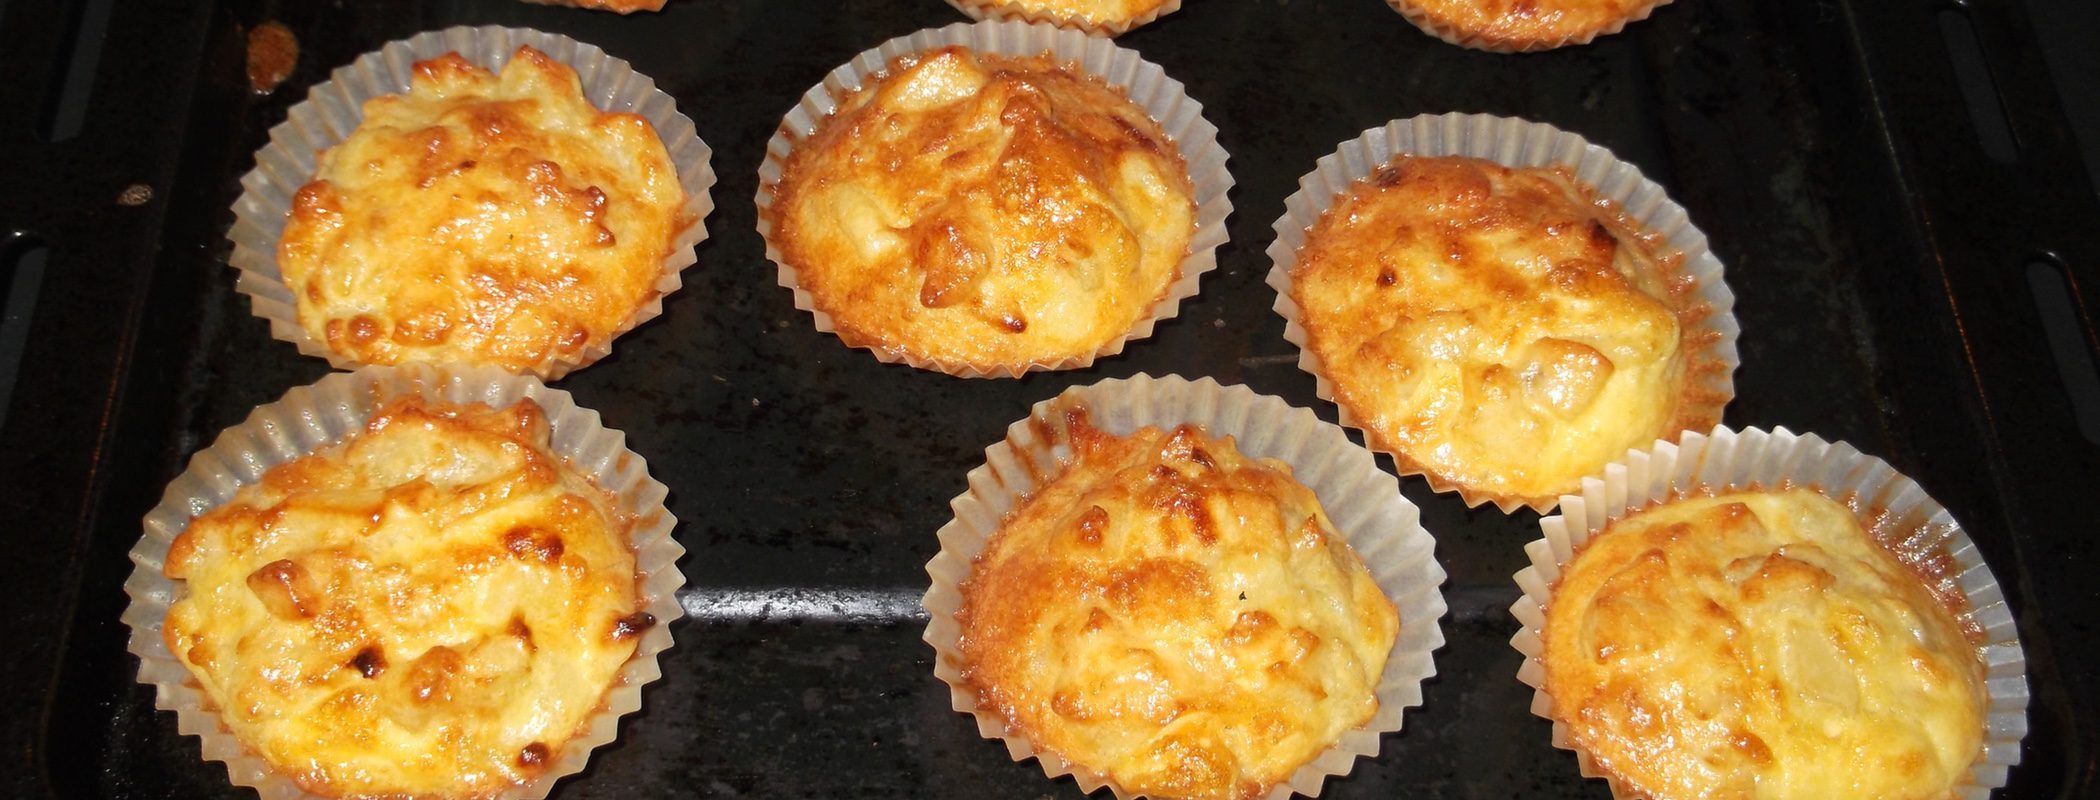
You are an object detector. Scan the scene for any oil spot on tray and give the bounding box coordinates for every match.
[246,21,298,95]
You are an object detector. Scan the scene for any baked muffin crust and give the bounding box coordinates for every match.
[1399,0,1670,51]
[958,415,1398,800]
[768,47,1196,374]
[161,396,649,798]
[1289,154,1721,508]
[1542,489,1986,799]
[277,46,686,373]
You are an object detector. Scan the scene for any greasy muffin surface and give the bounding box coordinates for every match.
[1290,154,1716,507]
[1542,489,1986,800]
[278,46,685,373]
[1402,0,1667,49]
[162,397,650,798]
[769,47,1195,373]
[958,416,1398,800]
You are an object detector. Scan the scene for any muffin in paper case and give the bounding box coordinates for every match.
[755,20,1233,379]
[1509,425,2029,799]
[1384,0,1674,53]
[227,25,716,380]
[1265,111,1739,514]
[944,0,1185,37]
[921,373,1449,798]
[120,363,687,799]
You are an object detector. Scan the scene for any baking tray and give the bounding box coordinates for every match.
[2,0,2096,797]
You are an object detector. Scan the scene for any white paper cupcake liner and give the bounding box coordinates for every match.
[944,0,1185,37]
[755,20,1234,379]
[1383,0,1673,53]
[921,374,1449,798]
[120,363,687,800]
[1508,425,2029,799]
[1265,111,1740,514]
[227,25,717,380]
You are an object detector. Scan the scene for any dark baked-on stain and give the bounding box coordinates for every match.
[610,611,657,641]
[518,741,550,768]
[349,645,387,679]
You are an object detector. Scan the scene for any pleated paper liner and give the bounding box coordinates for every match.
[120,364,687,799]
[1383,0,1673,53]
[227,25,716,380]
[755,20,1233,378]
[945,0,1185,37]
[1264,111,1740,514]
[1509,425,2028,799]
[921,374,1449,798]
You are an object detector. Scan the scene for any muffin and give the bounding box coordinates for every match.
[1543,488,1984,798]
[271,43,691,376]
[126,365,685,800]
[1511,426,2028,800]
[277,45,685,373]
[156,396,649,797]
[1284,153,1725,511]
[945,0,1184,36]
[762,36,1210,377]
[925,374,1448,799]
[1386,0,1674,52]
[958,417,1398,799]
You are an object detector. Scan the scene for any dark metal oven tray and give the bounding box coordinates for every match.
[2,0,2096,796]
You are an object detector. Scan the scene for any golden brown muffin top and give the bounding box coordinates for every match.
[1289,154,1723,508]
[1542,489,1985,800]
[162,397,650,798]
[277,46,686,374]
[1402,0,1669,50]
[958,413,1398,800]
[768,47,1195,374]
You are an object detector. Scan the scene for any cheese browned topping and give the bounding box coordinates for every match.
[769,47,1196,372]
[278,46,685,373]
[1290,154,1718,506]
[162,397,649,798]
[1543,489,1986,800]
[958,416,1398,800]
[1401,0,1667,49]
